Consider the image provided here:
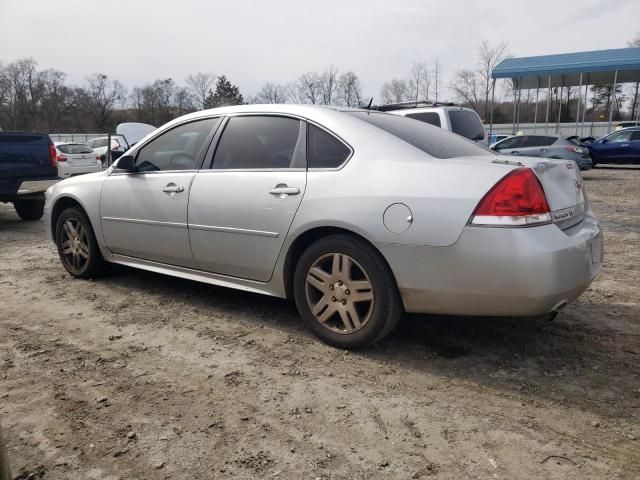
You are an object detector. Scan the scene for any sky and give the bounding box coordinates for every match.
[1,0,638,100]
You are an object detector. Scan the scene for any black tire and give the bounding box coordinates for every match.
[55,206,106,278]
[13,198,44,221]
[293,234,402,349]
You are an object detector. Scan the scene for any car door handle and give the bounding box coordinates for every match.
[269,185,300,197]
[540,148,548,152]
[162,184,184,194]
[620,143,629,147]
[511,151,519,155]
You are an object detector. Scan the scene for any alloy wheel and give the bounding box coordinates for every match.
[305,253,375,334]
[60,217,90,273]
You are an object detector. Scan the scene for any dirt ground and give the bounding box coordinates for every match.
[1,166,639,480]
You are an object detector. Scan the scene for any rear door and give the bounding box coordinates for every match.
[627,130,640,161]
[188,115,307,281]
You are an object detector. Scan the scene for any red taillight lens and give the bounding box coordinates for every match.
[56,154,68,162]
[567,146,578,153]
[49,143,57,167]
[471,167,551,226]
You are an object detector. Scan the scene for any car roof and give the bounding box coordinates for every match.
[387,106,476,114]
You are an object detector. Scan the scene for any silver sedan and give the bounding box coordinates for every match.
[44,105,603,348]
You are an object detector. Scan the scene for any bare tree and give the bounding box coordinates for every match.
[336,71,363,107]
[80,73,126,130]
[432,60,442,103]
[3,58,45,130]
[253,82,289,103]
[186,72,215,110]
[319,66,339,105]
[450,69,481,111]
[478,40,509,118]
[297,72,322,104]
[380,78,409,104]
[408,63,428,102]
[40,69,77,131]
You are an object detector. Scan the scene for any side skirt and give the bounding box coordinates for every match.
[111,254,284,298]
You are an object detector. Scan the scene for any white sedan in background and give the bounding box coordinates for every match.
[55,142,102,178]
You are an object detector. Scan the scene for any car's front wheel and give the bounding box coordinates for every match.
[293,234,402,349]
[55,207,106,278]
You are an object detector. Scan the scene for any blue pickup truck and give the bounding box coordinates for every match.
[0,132,60,220]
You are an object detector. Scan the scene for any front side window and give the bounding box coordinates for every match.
[135,118,220,172]
[608,130,633,143]
[307,124,351,168]
[212,116,305,169]
[448,110,485,141]
[494,136,524,150]
[406,112,442,128]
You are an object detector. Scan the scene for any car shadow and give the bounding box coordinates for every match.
[103,265,639,420]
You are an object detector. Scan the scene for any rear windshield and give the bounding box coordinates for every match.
[58,144,93,154]
[566,137,583,146]
[348,112,491,159]
[448,110,485,141]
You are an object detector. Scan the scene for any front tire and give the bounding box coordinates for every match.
[293,234,402,349]
[55,207,106,278]
[13,199,44,221]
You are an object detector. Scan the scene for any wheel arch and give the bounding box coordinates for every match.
[50,196,88,241]
[281,225,397,299]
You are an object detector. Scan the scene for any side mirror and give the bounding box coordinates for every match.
[114,155,135,172]
[601,138,609,144]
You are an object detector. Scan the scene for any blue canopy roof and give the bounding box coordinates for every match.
[492,48,640,89]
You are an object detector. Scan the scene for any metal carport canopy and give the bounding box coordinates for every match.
[492,47,640,89]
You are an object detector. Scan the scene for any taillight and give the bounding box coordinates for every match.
[56,154,68,162]
[566,146,584,154]
[470,167,551,226]
[49,143,57,168]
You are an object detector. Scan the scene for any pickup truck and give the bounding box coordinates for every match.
[0,132,60,221]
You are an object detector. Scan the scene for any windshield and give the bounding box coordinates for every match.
[348,111,492,159]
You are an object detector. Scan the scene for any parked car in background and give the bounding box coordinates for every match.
[490,134,592,170]
[116,122,156,147]
[614,121,640,131]
[379,102,487,143]
[0,132,59,220]
[55,142,102,178]
[587,127,640,166]
[45,105,601,349]
[87,135,129,163]
[485,133,511,146]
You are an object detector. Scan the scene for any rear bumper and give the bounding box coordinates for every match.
[377,214,602,317]
[58,162,102,178]
[0,178,59,201]
[17,179,60,194]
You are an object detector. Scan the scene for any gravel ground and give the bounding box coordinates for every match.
[0,166,639,480]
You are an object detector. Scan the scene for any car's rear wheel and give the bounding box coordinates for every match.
[55,207,106,278]
[293,234,402,349]
[13,199,44,221]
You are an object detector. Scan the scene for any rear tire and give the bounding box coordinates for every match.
[55,207,106,278]
[293,234,402,349]
[13,199,44,221]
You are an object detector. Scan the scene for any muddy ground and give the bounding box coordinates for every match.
[0,166,639,480]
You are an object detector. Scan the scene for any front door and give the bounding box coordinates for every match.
[100,117,221,267]
[188,115,307,281]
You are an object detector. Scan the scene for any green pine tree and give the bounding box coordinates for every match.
[204,76,244,108]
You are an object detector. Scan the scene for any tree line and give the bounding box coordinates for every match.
[1,35,638,133]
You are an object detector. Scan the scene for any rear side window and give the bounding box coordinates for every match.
[406,112,441,128]
[632,131,640,141]
[135,118,220,172]
[523,136,555,148]
[307,124,351,168]
[58,144,93,154]
[349,112,491,159]
[212,116,305,169]
[448,110,485,141]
